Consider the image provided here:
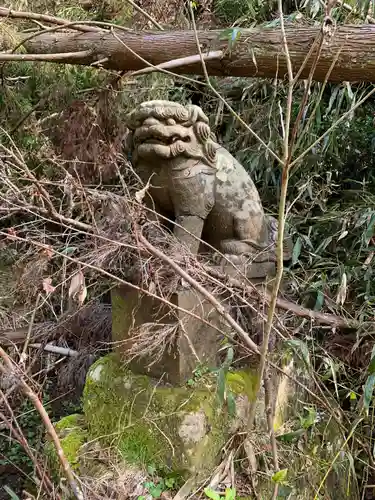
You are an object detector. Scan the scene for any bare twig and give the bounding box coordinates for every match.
[245,0,339,431]
[0,6,105,32]
[314,417,363,499]
[335,0,375,23]
[206,266,362,328]
[244,0,294,490]
[0,390,56,495]
[127,51,224,77]
[124,0,164,30]
[0,231,245,347]
[0,50,92,62]
[20,293,41,364]
[138,232,261,355]
[264,368,279,500]
[108,26,208,87]
[289,84,375,168]
[187,2,283,166]
[0,347,84,500]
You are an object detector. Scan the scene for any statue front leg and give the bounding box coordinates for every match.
[170,169,215,257]
[174,215,205,255]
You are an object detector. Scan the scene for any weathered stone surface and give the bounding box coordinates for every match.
[51,353,354,498]
[82,354,236,478]
[112,284,228,385]
[46,413,87,475]
[125,100,292,280]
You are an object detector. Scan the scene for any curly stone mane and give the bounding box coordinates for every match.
[193,121,217,165]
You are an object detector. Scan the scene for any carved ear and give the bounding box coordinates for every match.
[185,104,210,125]
[171,140,187,157]
[195,122,211,142]
[204,142,217,164]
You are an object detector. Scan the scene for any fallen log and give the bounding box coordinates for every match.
[3,18,375,82]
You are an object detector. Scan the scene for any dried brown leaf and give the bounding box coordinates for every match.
[335,272,347,306]
[42,277,55,294]
[135,176,152,204]
[68,271,87,305]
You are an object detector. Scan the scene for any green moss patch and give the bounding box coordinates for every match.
[82,354,231,477]
[49,413,88,473]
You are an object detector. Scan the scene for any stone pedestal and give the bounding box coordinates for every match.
[112,284,226,385]
[51,354,354,498]
[82,355,234,479]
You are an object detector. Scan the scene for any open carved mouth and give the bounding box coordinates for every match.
[143,136,181,145]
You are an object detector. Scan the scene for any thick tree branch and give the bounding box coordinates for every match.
[3,23,375,81]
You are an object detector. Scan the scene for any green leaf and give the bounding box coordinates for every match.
[223,346,234,368]
[276,428,305,442]
[147,464,157,475]
[368,357,375,375]
[3,486,21,500]
[364,373,375,412]
[147,482,164,498]
[368,344,375,374]
[60,246,78,255]
[219,28,241,42]
[300,406,317,429]
[217,368,226,406]
[315,104,321,129]
[218,28,241,55]
[284,339,310,367]
[345,81,354,101]
[277,485,293,498]
[325,356,339,399]
[165,477,176,489]
[364,213,375,246]
[204,488,222,500]
[315,236,332,255]
[314,289,325,311]
[349,391,357,400]
[291,237,302,265]
[272,469,288,484]
[226,390,236,417]
[225,488,236,500]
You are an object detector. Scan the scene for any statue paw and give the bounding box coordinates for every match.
[212,252,248,267]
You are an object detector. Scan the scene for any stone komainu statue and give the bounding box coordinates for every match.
[125,100,291,279]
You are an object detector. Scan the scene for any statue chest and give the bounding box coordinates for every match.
[137,165,174,213]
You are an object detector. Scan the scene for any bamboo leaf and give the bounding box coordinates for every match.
[272,468,288,484]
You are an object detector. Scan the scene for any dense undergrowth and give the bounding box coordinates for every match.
[1,0,375,498]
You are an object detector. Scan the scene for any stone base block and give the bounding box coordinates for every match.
[111,285,227,385]
[50,354,355,498]
[82,354,239,478]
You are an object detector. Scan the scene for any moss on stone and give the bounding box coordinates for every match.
[49,413,88,473]
[55,413,85,432]
[226,370,259,401]
[111,288,127,344]
[83,354,230,477]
